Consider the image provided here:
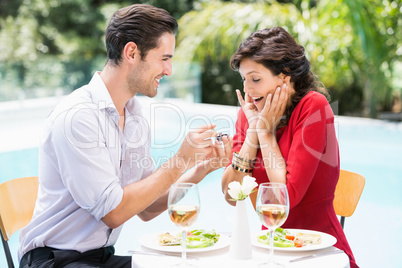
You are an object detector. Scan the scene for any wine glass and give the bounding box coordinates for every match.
[168,183,200,267]
[256,183,289,267]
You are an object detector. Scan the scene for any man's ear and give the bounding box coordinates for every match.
[123,42,138,61]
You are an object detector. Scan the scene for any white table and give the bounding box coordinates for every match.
[131,245,350,268]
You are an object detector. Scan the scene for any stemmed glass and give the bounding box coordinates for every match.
[168,183,200,267]
[256,183,289,267]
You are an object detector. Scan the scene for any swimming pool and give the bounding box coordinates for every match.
[1,97,401,268]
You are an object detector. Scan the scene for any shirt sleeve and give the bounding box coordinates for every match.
[284,93,339,208]
[47,104,123,221]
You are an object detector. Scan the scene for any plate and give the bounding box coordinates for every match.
[252,229,337,252]
[140,232,230,253]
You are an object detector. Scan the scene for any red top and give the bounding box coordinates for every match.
[232,91,358,268]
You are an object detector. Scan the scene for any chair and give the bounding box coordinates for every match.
[249,169,365,230]
[0,176,39,268]
[249,190,258,211]
[333,169,365,229]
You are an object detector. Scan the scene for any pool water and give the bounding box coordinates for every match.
[1,99,401,268]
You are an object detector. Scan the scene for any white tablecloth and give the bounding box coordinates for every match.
[131,245,350,268]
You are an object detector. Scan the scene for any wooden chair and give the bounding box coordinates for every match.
[0,176,39,268]
[334,169,365,229]
[249,190,258,211]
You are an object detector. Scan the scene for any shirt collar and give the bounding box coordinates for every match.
[126,95,143,117]
[88,72,143,117]
[88,72,117,113]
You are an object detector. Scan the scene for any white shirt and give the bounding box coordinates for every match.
[18,72,154,260]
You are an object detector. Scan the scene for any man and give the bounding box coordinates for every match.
[18,4,231,267]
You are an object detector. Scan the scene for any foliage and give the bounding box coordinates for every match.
[0,0,110,99]
[0,0,195,100]
[0,0,400,117]
[175,0,401,116]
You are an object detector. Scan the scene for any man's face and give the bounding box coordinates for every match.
[128,33,175,97]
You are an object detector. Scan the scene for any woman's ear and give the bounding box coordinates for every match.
[280,73,291,84]
[283,75,291,84]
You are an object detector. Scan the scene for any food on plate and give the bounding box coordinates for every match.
[295,232,322,246]
[159,232,181,246]
[257,228,322,248]
[257,228,295,248]
[159,229,220,249]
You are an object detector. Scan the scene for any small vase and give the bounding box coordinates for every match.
[229,198,252,259]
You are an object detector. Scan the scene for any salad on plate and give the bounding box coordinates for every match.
[257,228,322,248]
[159,229,220,249]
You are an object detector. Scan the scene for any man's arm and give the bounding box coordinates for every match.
[102,155,185,229]
[135,161,211,221]
[102,124,218,229]
[136,135,232,221]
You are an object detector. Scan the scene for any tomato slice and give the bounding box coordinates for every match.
[285,234,295,241]
[294,238,304,247]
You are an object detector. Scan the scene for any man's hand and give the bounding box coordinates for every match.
[177,134,232,186]
[173,124,217,172]
[203,134,232,172]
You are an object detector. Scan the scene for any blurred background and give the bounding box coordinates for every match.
[1,0,401,268]
[0,0,401,118]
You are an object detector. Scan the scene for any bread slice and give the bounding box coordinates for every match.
[295,232,321,246]
[159,232,181,246]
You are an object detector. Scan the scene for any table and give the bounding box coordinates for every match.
[131,245,350,268]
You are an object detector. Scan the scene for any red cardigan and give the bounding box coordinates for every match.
[232,91,358,268]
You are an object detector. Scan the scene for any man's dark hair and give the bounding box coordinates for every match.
[105,4,178,65]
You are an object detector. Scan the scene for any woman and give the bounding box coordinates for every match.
[221,27,358,267]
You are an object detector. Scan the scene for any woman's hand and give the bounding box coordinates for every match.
[236,89,259,129]
[257,83,289,134]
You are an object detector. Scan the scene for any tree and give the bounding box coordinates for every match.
[0,0,196,100]
[174,0,401,116]
[0,0,110,99]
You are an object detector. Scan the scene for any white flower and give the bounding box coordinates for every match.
[228,181,242,200]
[228,176,258,201]
[241,176,258,196]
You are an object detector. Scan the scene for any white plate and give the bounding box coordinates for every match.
[252,229,337,252]
[140,232,230,253]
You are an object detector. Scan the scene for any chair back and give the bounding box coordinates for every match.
[250,190,257,211]
[0,176,39,268]
[333,169,365,228]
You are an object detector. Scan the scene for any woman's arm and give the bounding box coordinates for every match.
[222,90,260,205]
[221,129,258,206]
[280,92,339,209]
[256,84,289,184]
[138,135,232,221]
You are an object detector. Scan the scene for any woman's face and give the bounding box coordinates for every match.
[238,58,284,112]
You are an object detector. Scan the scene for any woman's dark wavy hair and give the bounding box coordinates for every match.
[105,4,178,65]
[230,27,329,129]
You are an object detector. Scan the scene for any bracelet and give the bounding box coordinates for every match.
[231,157,252,169]
[232,152,255,168]
[231,163,253,173]
[233,151,255,163]
[231,152,255,173]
